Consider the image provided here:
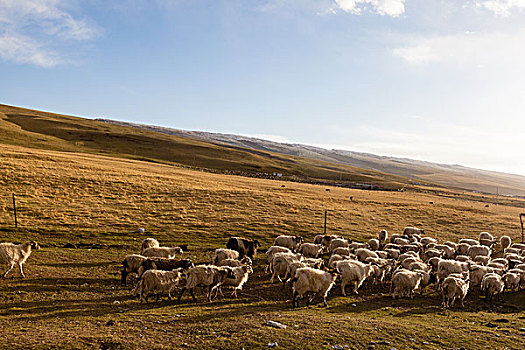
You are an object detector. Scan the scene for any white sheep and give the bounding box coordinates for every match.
[214,248,239,265]
[467,245,491,259]
[291,267,338,307]
[469,265,494,288]
[0,241,40,278]
[138,269,183,302]
[335,260,374,295]
[332,247,352,257]
[329,238,350,253]
[140,238,159,255]
[355,248,379,262]
[221,265,253,297]
[216,257,252,267]
[368,238,380,251]
[177,265,234,303]
[437,260,469,285]
[441,276,469,308]
[456,243,471,256]
[271,252,302,283]
[420,237,437,246]
[481,273,504,301]
[403,227,424,236]
[298,243,323,258]
[274,235,303,252]
[328,254,346,268]
[502,272,520,292]
[121,254,147,285]
[143,246,183,259]
[473,255,490,266]
[265,246,292,272]
[391,269,423,299]
[434,244,455,259]
[479,232,495,247]
[459,238,479,246]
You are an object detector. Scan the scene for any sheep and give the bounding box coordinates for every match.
[303,258,324,269]
[402,244,421,254]
[400,257,420,270]
[137,258,194,278]
[434,245,455,259]
[473,255,490,266]
[424,249,444,261]
[383,243,401,251]
[408,261,429,273]
[403,227,424,236]
[221,265,253,297]
[490,258,508,268]
[271,252,302,282]
[121,254,147,285]
[298,243,323,258]
[443,241,458,250]
[469,265,494,287]
[217,257,252,268]
[504,247,522,255]
[177,265,234,303]
[391,269,424,299]
[441,276,469,308]
[420,237,437,246]
[329,238,350,253]
[460,238,479,246]
[328,254,346,268]
[332,247,352,257]
[138,269,183,302]
[376,251,388,259]
[0,241,40,278]
[265,246,292,272]
[274,235,303,252]
[350,242,368,250]
[355,248,379,262]
[427,257,442,272]
[291,267,338,308]
[140,238,159,255]
[481,273,505,301]
[508,269,525,288]
[143,246,183,259]
[335,260,374,295]
[385,248,400,260]
[467,245,491,259]
[500,236,512,250]
[479,232,495,247]
[214,248,239,265]
[502,272,520,292]
[398,252,419,263]
[456,243,471,256]
[226,237,261,259]
[437,260,469,285]
[455,255,470,263]
[393,237,410,246]
[511,243,525,250]
[378,230,388,244]
[368,239,380,251]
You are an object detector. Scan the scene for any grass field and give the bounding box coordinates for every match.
[2,143,525,349]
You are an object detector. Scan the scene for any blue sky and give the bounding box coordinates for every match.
[1,0,525,175]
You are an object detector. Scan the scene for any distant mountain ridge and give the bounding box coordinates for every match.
[97,118,525,197]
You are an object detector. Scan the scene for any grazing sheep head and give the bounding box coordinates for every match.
[253,239,261,248]
[30,241,40,250]
[294,236,304,244]
[240,256,252,266]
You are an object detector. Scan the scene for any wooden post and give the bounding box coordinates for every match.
[520,213,525,243]
[12,193,17,228]
[323,210,327,234]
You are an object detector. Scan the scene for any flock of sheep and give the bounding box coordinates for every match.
[1,227,524,310]
[118,227,525,309]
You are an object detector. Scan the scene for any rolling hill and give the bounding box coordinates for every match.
[2,102,525,196]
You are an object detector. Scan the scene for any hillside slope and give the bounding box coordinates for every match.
[0,104,411,190]
[98,119,525,197]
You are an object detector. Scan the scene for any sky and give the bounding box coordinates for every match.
[1,0,525,175]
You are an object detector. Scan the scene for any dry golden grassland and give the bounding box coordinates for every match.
[1,143,525,349]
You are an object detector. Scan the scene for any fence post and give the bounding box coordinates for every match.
[323,210,327,234]
[12,193,17,228]
[520,213,525,243]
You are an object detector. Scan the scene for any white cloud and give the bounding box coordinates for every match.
[0,0,100,67]
[392,30,525,67]
[334,0,405,17]
[477,0,525,16]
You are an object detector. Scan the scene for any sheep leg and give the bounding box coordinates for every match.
[2,264,15,278]
[292,291,298,308]
[177,288,186,303]
[18,263,25,278]
[121,270,128,285]
[341,282,347,297]
[189,288,198,303]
